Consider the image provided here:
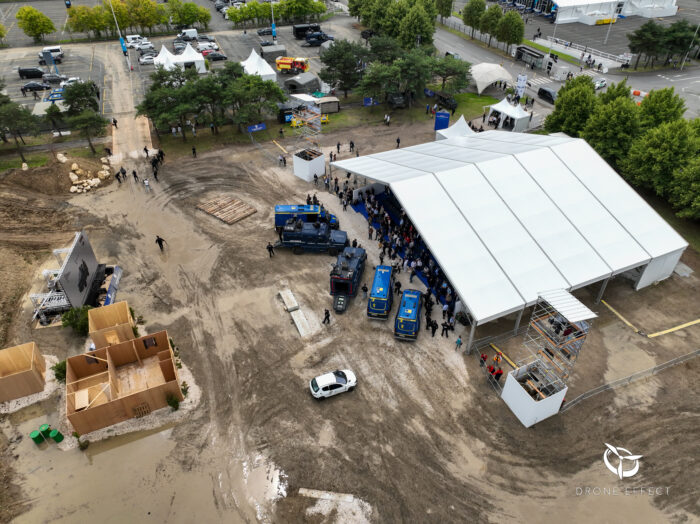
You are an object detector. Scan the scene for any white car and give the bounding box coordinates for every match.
[594,78,607,90]
[139,54,155,65]
[126,37,146,48]
[197,42,219,51]
[60,77,81,87]
[134,41,154,51]
[309,369,357,399]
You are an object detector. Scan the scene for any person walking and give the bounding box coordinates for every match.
[155,235,167,252]
[342,198,347,211]
[112,118,118,128]
[349,140,354,152]
[362,283,368,300]
[336,142,341,154]
[282,156,286,167]
[21,87,27,97]
[431,320,438,337]
[192,146,197,158]
[143,178,150,192]
[480,353,488,367]
[394,281,402,295]
[455,336,463,351]
[493,352,502,365]
[132,170,139,183]
[386,115,391,126]
[441,321,450,337]
[143,146,149,158]
[396,137,400,148]
[379,252,385,265]
[426,104,430,114]
[494,368,504,382]
[313,174,318,187]
[368,225,373,240]
[442,303,448,319]
[266,242,275,257]
[322,309,331,325]
[115,172,122,184]
[153,169,159,182]
[104,147,112,156]
[33,91,39,100]
[158,149,165,163]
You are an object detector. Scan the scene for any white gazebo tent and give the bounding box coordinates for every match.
[154,44,206,74]
[436,115,475,140]
[153,45,175,69]
[471,63,514,94]
[487,99,532,132]
[241,49,277,82]
[553,0,677,25]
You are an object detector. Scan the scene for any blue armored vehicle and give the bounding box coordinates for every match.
[274,218,347,255]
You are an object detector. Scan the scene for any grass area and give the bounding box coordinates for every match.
[454,92,498,118]
[64,146,101,159]
[0,152,49,172]
[437,22,512,61]
[641,191,700,254]
[522,40,580,66]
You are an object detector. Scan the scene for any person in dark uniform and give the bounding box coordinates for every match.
[430,320,438,337]
[155,235,167,252]
[322,309,331,324]
[266,242,275,257]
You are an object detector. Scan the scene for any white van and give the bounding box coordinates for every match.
[178,28,198,40]
[126,35,143,44]
[38,46,64,64]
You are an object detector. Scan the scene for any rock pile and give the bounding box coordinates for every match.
[67,159,112,194]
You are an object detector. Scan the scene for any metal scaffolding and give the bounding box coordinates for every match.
[292,101,322,151]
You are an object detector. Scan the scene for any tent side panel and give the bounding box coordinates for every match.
[635,248,685,290]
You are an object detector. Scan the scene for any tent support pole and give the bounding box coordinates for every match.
[466,323,476,355]
[513,309,524,336]
[595,277,610,304]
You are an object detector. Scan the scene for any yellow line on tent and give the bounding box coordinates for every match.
[647,318,700,338]
[489,344,516,369]
[273,140,288,154]
[601,300,639,332]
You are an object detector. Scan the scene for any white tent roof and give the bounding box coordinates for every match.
[489,98,530,120]
[436,115,475,140]
[471,63,514,94]
[539,289,596,323]
[179,43,203,62]
[154,45,175,69]
[331,131,687,325]
[241,49,277,82]
[554,0,616,7]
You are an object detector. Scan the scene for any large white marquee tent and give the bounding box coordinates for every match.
[332,131,687,340]
[552,0,677,25]
[241,49,277,82]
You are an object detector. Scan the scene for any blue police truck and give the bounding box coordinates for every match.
[367,265,394,319]
[275,218,347,255]
[394,289,422,340]
[330,247,367,312]
[274,204,339,231]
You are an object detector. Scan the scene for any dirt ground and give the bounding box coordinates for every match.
[0,117,699,524]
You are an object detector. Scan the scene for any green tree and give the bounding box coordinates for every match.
[196,6,211,28]
[436,0,452,21]
[382,0,410,38]
[61,306,92,336]
[557,73,595,97]
[627,20,666,69]
[638,87,686,131]
[0,102,38,163]
[479,4,502,47]
[226,75,286,129]
[0,23,6,42]
[359,62,399,103]
[598,79,631,105]
[126,0,161,33]
[66,5,94,35]
[462,0,485,39]
[433,55,471,91]
[496,10,524,53]
[398,4,434,48]
[16,6,56,42]
[63,82,100,115]
[67,110,108,154]
[45,103,65,137]
[368,35,404,64]
[348,0,367,18]
[544,85,598,137]
[582,98,639,170]
[361,0,387,33]
[622,119,696,197]
[664,19,696,62]
[669,156,700,219]
[395,49,435,106]
[319,40,367,98]
[102,0,131,36]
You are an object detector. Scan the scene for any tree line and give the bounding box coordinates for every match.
[627,19,699,69]
[545,77,699,220]
[320,36,471,103]
[226,0,326,27]
[461,0,525,52]
[136,63,286,140]
[0,79,108,162]
[349,0,438,49]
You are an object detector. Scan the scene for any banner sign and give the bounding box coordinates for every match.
[434,111,450,131]
[247,122,266,133]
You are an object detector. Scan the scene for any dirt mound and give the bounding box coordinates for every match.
[2,155,109,196]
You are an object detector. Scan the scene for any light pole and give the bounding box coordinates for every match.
[271,1,277,44]
[107,0,131,70]
[680,22,700,71]
[603,4,618,45]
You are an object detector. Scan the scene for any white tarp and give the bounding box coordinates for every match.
[436,115,475,140]
[331,131,687,325]
[241,49,276,82]
[471,63,514,94]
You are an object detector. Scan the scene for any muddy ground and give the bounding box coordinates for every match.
[0,122,699,523]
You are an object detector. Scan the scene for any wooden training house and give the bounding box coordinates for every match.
[66,331,183,434]
[88,300,136,350]
[0,342,46,403]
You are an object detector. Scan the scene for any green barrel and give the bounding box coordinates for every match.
[49,429,64,443]
[39,424,51,438]
[30,430,44,444]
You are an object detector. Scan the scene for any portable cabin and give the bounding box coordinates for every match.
[367,265,393,319]
[394,290,422,340]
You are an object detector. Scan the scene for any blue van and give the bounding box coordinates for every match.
[274,204,339,231]
[394,289,422,340]
[367,265,393,319]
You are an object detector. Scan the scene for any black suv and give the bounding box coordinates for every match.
[387,93,407,109]
[18,67,45,79]
[436,91,458,111]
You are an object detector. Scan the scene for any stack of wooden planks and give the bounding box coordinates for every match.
[197,196,257,225]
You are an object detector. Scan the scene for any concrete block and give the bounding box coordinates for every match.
[290,310,313,338]
[279,289,299,312]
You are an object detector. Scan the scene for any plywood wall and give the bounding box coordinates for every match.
[0,342,45,403]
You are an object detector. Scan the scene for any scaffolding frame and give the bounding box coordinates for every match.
[293,101,322,151]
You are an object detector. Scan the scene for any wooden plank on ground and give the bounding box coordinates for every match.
[197,196,257,225]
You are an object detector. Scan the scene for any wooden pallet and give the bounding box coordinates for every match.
[196,196,257,225]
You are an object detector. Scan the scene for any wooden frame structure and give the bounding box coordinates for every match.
[88,300,135,350]
[0,342,46,402]
[66,330,183,434]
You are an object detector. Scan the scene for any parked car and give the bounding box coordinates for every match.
[126,37,147,48]
[139,46,157,55]
[173,41,187,51]
[309,370,357,399]
[260,40,275,46]
[18,67,45,79]
[22,81,51,92]
[60,77,81,87]
[139,54,155,65]
[257,27,273,35]
[537,86,557,104]
[197,35,215,42]
[594,78,607,90]
[198,42,219,51]
[43,73,68,84]
[206,52,228,61]
[134,41,154,51]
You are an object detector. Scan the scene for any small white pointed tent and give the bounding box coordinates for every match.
[154,44,206,74]
[471,63,514,94]
[241,49,277,82]
[436,115,475,140]
[154,45,175,70]
[487,98,531,132]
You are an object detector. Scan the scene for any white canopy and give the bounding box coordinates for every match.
[471,63,514,94]
[332,131,687,325]
[154,44,206,74]
[488,98,531,132]
[241,49,277,82]
[436,115,475,140]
